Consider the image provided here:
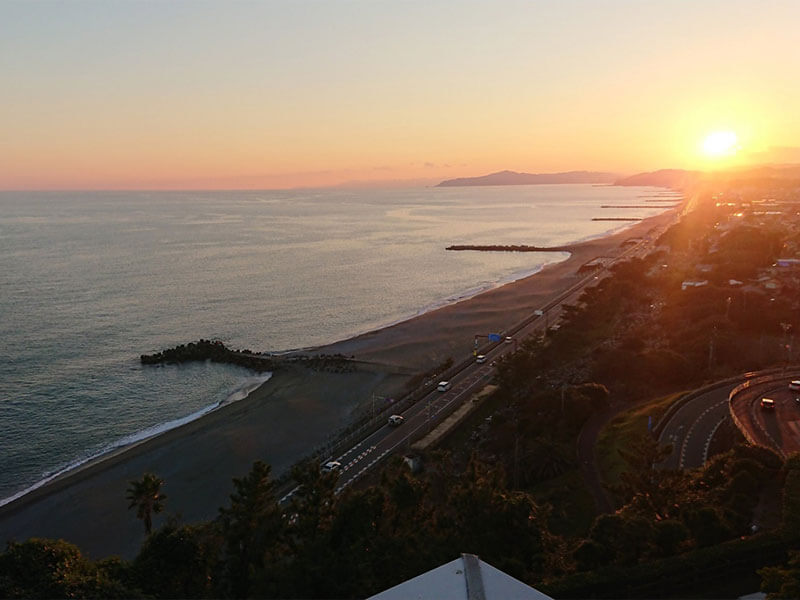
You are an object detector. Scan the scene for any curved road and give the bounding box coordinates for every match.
[658,371,800,470]
[658,383,737,470]
[730,375,800,457]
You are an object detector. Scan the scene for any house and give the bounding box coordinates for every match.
[776,258,800,268]
[367,554,552,600]
[682,279,709,291]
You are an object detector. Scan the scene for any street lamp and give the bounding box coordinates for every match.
[372,394,388,421]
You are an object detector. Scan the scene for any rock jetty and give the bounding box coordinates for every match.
[140,339,276,372]
[445,244,572,252]
[140,339,356,373]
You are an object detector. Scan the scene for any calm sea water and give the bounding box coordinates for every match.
[0,185,677,503]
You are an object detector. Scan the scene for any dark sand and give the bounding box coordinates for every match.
[0,208,678,559]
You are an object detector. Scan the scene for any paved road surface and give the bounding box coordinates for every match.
[658,384,736,470]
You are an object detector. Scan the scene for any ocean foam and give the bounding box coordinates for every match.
[0,372,272,509]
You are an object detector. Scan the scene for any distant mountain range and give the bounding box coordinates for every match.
[436,170,618,187]
[614,164,800,189]
[613,169,701,189]
[437,164,800,191]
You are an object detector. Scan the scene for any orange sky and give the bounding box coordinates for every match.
[2,1,799,189]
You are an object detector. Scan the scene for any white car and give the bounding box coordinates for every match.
[476,354,486,364]
[760,398,775,410]
[504,336,513,344]
[388,414,404,426]
[789,380,800,392]
[321,461,342,473]
[437,381,451,392]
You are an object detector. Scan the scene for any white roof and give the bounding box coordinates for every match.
[367,554,552,600]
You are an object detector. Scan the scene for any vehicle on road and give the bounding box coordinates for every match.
[760,398,775,410]
[504,336,513,344]
[321,461,342,473]
[789,380,800,391]
[437,380,451,392]
[388,415,404,426]
[476,354,486,363]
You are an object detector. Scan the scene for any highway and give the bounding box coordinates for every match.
[659,371,800,470]
[729,374,800,457]
[278,219,675,502]
[658,383,739,470]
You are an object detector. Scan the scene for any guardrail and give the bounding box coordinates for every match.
[727,370,800,457]
[652,366,797,440]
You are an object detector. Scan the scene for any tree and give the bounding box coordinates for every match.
[586,512,656,564]
[760,550,800,600]
[685,506,730,548]
[611,433,687,520]
[652,519,690,557]
[133,520,222,599]
[435,455,558,579]
[572,539,608,571]
[281,460,340,598]
[218,460,286,598]
[126,473,167,536]
[0,538,135,598]
[781,453,800,533]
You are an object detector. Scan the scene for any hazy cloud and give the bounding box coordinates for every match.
[745,146,800,165]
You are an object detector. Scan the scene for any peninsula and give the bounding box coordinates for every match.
[436,169,617,187]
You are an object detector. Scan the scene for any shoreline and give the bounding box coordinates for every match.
[0,202,682,559]
[284,211,654,357]
[0,372,273,510]
[0,249,571,512]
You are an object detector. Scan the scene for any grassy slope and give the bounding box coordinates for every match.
[595,392,686,487]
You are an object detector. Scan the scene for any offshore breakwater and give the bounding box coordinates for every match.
[446,244,573,252]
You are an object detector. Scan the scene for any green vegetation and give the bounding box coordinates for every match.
[532,470,597,538]
[596,392,684,487]
[126,473,167,536]
[2,456,566,598]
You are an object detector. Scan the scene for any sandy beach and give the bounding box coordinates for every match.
[0,207,678,559]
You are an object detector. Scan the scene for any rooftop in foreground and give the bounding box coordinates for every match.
[367,553,552,600]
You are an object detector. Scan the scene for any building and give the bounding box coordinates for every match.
[367,554,553,600]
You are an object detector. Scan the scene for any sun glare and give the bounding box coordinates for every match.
[702,130,739,158]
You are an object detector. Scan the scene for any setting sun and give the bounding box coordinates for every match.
[702,130,739,158]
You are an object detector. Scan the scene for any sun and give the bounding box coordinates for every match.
[702,130,739,158]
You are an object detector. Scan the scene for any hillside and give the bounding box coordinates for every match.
[613,168,701,189]
[436,170,618,187]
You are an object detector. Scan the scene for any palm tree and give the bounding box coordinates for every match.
[126,472,167,535]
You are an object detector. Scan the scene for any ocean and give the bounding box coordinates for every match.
[0,184,678,504]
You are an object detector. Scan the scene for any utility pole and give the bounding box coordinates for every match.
[780,323,792,370]
[708,326,716,371]
[427,398,432,432]
[371,394,387,422]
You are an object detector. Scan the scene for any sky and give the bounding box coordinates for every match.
[2,0,800,190]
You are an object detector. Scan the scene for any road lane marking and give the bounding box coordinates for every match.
[680,399,725,469]
[702,416,728,464]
